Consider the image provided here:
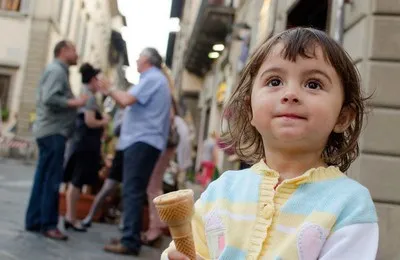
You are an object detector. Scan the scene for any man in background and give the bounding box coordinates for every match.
[25,40,88,241]
[100,48,171,256]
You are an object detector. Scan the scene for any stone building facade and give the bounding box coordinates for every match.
[171,0,400,258]
[0,0,128,137]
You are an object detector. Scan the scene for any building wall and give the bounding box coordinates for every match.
[263,0,400,258]
[8,0,117,137]
[198,0,266,170]
[338,0,400,259]
[170,0,206,164]
[17,0,55,136]
[0,16,29,67]
[0,14,30,117]
[52,0,112,95]
[108,15,129,91]
[171,0,204,95]
[174,0,400,257]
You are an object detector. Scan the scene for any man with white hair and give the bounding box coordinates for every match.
[99,47,171,256]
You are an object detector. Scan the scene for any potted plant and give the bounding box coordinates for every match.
[1,108,9,122]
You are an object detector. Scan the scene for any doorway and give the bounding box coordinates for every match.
[287,0,330,31]
[0,74,11,110]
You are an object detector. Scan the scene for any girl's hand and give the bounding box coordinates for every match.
[167,250,190,260]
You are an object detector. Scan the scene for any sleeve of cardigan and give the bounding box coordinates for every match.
[319,223,379,260]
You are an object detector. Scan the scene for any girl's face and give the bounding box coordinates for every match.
[250,43,352,154]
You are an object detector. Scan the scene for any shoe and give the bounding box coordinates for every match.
[81,220,92,228]
[25,226,41,233]
[64,219,87,232]
[141,233,163,248]
[43,229,68,241]
[109,237,120,245]
[104,242,139,256]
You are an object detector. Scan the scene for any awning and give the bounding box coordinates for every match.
[184,0,235,77]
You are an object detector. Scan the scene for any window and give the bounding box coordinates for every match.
[0,74,11,110]
[0,0,20,11]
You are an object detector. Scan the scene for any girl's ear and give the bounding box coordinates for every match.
[333,106,356,133]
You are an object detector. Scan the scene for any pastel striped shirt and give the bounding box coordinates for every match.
[162,160,378,259]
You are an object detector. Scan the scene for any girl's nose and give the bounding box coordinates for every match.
[281,91,300,104]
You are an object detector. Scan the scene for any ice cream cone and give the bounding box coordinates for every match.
[153,189,196,260]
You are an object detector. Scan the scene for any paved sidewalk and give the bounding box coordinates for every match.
[0,159,171,259]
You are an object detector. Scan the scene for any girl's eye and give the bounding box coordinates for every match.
[305,81,322,90]
[266,78,282,87]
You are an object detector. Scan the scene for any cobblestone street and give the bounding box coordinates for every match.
[0,159,170,259]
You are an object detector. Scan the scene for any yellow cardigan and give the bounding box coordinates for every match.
[162,160,377,259]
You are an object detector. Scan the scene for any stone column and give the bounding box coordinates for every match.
[17,19,50,137]
[340,0,400,259]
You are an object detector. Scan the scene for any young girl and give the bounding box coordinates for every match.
[164,27,378,260]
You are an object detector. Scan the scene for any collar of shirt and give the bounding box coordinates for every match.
[251,159,343,185]
[140,66,159,79]
[54,59,69,75]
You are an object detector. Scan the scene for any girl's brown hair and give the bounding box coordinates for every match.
[221,27,365,172]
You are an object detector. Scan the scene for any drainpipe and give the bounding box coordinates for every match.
[334,0,352,44]
[271,0,278,36]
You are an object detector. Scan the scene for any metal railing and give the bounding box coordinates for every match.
[0,136,36,162]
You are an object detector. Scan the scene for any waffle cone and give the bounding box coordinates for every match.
[154,189,196,260]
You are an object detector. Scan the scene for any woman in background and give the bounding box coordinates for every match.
[174,115,193,190]
[63,63,109,232]
[81,108,125,228]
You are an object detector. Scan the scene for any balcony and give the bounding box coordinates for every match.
[184,0,235,77]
